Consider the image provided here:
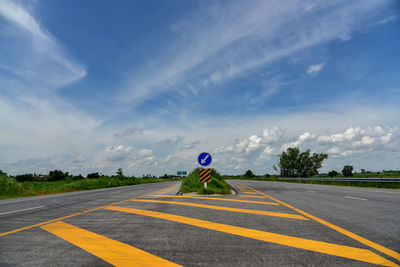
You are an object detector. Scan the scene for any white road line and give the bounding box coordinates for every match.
[109,191,121,195]
[345,196,367,201]
[307,190,316,193]
[0,206,45,216]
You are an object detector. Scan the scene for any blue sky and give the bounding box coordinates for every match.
[0,0,399,176]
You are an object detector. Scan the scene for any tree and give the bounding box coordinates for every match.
[15,174,34,182]
[87,172,100,179]
[361,168,366,174]
[244,170,255,177]
[48,170,68,181]
[273,147,328,177]
[328,170,338,177]
[342,165,353,177]
[72,174,84,180]
[116,168,123,177]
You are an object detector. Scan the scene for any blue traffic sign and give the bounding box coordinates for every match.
[198,152,212,167]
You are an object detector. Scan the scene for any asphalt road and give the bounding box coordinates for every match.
[0,180,399,266]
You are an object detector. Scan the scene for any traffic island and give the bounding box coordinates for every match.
[179,168,232,195]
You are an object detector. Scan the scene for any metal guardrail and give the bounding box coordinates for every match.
[278,178,400,183]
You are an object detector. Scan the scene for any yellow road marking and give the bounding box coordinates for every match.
[41,221,180,267]
[152,183,179,195]
[238,195,266,198]
[0,199,131,237]
[105,206,397,267]
[0,183,178,237]
[145,195,279,205]
[240,184,400,263]
[240,191,258,194]
[130,199,307,220]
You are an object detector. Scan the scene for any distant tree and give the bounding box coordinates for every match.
[273,147,328,177]
[73,174,84,180]
[244,170,255,177]
[116,168,123,177]
[360,168,366,174]
[342,165,353,177]
[15,174,35,182]
[87,172,100,179]
[0,170,7,176]
[48,170,68,181]
[265,173,271,178]
[33,174,47,182]
[161,174,170,179]
[328,170,339,177]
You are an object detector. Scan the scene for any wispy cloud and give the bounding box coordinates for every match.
[157,136,185,147]
[114,127,143,138]
[0,0,86,90]
[307,62,325,75]
[375,15,396,25]
[122,0,385,103]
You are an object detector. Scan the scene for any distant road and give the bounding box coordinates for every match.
[1,180,399,266]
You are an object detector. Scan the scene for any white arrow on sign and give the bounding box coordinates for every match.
[201,154,209,164]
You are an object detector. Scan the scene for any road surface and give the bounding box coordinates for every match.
[0,180,399,266]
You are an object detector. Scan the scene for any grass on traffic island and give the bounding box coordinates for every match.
[180,168,231,195]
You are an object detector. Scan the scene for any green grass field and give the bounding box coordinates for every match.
[180,168,231,194]
[0,175,180,199]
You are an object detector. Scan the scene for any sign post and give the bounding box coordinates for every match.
[198,152,212,189]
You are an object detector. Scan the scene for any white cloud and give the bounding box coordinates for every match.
[316,126,399,157]
[163,154,174,162]
[375,15,396,25]
[0,0,93,175]
[262,126,285,144]
[246,135,263,154]
[128,149,156,168]
[105,145,132,161]
[256,145,275,163]
[180,141,201,151]
[114,127,143,138]
[157,136,185,146]
[307,62,325,75]
[137,149,153,158]
[0,0,86,89]
[122,0,384,103]
[0,95,102,155]
[280,132,316,151]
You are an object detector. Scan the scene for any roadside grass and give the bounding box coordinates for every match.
[0,175,180,200]
[0,175,24,198]
[181,168,231,195]
[223,175,400,189]
[314,172,400,178]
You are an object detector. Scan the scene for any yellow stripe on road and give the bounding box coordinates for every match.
[130,199,307,220]
[41,221,181,267]
[240,184,400,263]
[144,195,279,205]
[238,195,267,198]
[0,182,178,238]
[151,182,180,195]
[240,191,258,194]
[105,206,397,267]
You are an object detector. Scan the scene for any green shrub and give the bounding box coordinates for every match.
[342,165,353,177]
[180,168,231,195]
[87,172,100,179]
[15,173,35,182]
[328,170,339,177]
[0,175,23,197]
